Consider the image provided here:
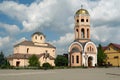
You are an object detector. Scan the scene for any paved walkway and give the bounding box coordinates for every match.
[0,68,120,80]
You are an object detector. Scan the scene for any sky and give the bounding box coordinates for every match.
[0,0,120,56]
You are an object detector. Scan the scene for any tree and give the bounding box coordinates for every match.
[97,44,107,66]
[28,54,40,67]
[42,62,52,69]
[55,55,68,66]
[0,51,10,68]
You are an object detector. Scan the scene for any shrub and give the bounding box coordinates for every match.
[42,63,52,70]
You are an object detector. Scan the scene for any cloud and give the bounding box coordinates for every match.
[0,36,10,48]
[0,0,75,33]
[0,23,20,36]
[91,0,120,27]
[51,33,74,54]
[14,37,27,45]
[91,25,120,44]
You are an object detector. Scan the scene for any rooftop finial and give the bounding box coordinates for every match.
[81,4,83,9]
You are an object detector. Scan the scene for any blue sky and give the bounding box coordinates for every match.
[0,0,120,56]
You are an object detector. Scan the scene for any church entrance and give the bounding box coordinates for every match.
[16,61,20,67]
[88,56,93,67]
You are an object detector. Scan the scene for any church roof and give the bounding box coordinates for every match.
[74,39,88,47]
[111,43,120,49]
[14,40,56,48]
[102,43,120,51]
[7,53,55,60]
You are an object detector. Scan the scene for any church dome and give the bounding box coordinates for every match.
[75,9,89,15]
[32,32,45,37]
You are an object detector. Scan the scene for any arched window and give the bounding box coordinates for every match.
[27,48,29,53]
[35,36,37,39]
[87,47,89,51]
[87,29,89,38]
[40,36,42,40]
[76,29,79,39]
[77,19,79,23]
[76,56,79,63]
[86,19,88,22]
[76,29,78,32]
[92,48,94,51]
[81,28,85,38]
[72,55,74,63]
[81,19,84,22]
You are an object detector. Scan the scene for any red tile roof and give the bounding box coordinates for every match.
[110,43,120,49]
[102,43,120,51]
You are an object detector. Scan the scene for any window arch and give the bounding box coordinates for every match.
[86,19,88,22]
[40,36,42,40]
[76,55,79,63]
[76,29,78,32]
[77,19,79,23]
[27,48,29,53]
[35,36,37,39]
[87,29,89,38]
[92,48,94,51]
[81,28,85,38]
[81,19,84,22]
[87,47,89,51]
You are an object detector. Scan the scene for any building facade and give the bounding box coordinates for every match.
[7,32,56,67]
[68,8,97,67]
[103,43,120,66]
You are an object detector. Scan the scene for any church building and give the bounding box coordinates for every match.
[68,7,97,67]
[7,32,56,67]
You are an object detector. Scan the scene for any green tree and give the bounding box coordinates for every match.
[42,62,52,69]
[0,51,10,68]
[97,44,107,66]
[55,55,68,66]
[28,54,40,67]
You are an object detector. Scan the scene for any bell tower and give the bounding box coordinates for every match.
[68,6,97,67]
[74,6,90,43]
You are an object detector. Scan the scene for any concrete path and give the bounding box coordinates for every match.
[0,68,120,80]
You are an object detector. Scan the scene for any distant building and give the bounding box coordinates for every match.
[103,43,120,66]
[68,7,97,67]
[7,32,56,67]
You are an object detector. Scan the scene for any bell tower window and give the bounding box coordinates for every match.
[77,19,79,23]
[86,19,88,22]
[87,29,89,38]
[76,29,79,39]
[76,29,78,32]
[81,19,84,22]
[81,28,85,38]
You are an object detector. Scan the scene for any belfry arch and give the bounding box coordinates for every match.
[81,28,85,38]
[87,29,89,38]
